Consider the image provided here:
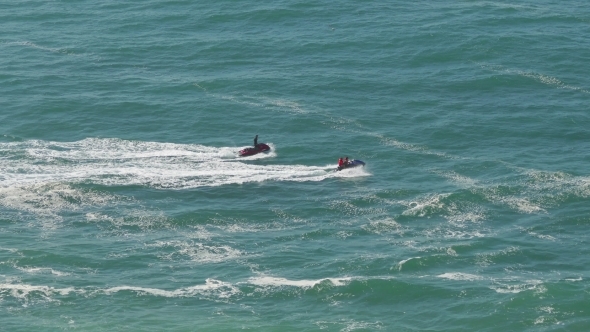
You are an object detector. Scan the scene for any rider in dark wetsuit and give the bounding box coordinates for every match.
[254,135,258,148]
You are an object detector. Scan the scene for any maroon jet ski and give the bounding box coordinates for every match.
[239,143,270,157]
[240,135,270,157]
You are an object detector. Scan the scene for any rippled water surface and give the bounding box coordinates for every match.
[1,1,589,331]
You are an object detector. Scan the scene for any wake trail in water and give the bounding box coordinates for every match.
[0,138,367,190]
[476,62,590,94]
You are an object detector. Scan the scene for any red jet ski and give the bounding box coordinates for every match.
[239,143,270,157]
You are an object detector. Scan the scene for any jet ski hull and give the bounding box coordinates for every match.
[239,143,270,157]
[336,159,365,171]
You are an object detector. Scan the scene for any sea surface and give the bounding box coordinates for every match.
[1,1,590,331]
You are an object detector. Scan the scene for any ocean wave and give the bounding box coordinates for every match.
[246,276,351,288]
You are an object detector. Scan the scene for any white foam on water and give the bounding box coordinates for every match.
[478,63,590,94]
[534,317,545,325]
[145,240,245,263]
[520,71,590,94]
[14,266,70,277]
[0,276,398,302]
[446,247,458,256]
[0,247,22,255]
[564,277,582,282]
[396,256,421,271]
[0,139,357,191]
[271,208,308,225]
[0,283,78,299]
[246,276,352,288]
[332,165,372,178]
[503,195,546,213]
[424,226,487,240]
[102,278,240,299]
[447,210,487,224]
[420,147,590,216]
[522,168,590,200]
[315,319,384,332]
[262,97,309,115]
[437,272,483,281]
[470,167,590,215]
[1,276,357,303]
[104,209,168,231]
[432,169,478,188]
[0,182,119,223]
[362,217,405,235]
[185,225,215,240]
[341,320,384,332]
[0,279,241,303]
[539,306,555,314]
[489,279,545,294]
[475,246,520,267]
[328,199,385,219]
[401,193,451,217]
[525,230,556,241]
[85,212,115,223]
[431,168,549,215]
[206,217,288,234]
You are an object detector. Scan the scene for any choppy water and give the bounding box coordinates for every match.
[2,1,590,331]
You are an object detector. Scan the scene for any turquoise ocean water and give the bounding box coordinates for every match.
[2,1,590,331]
